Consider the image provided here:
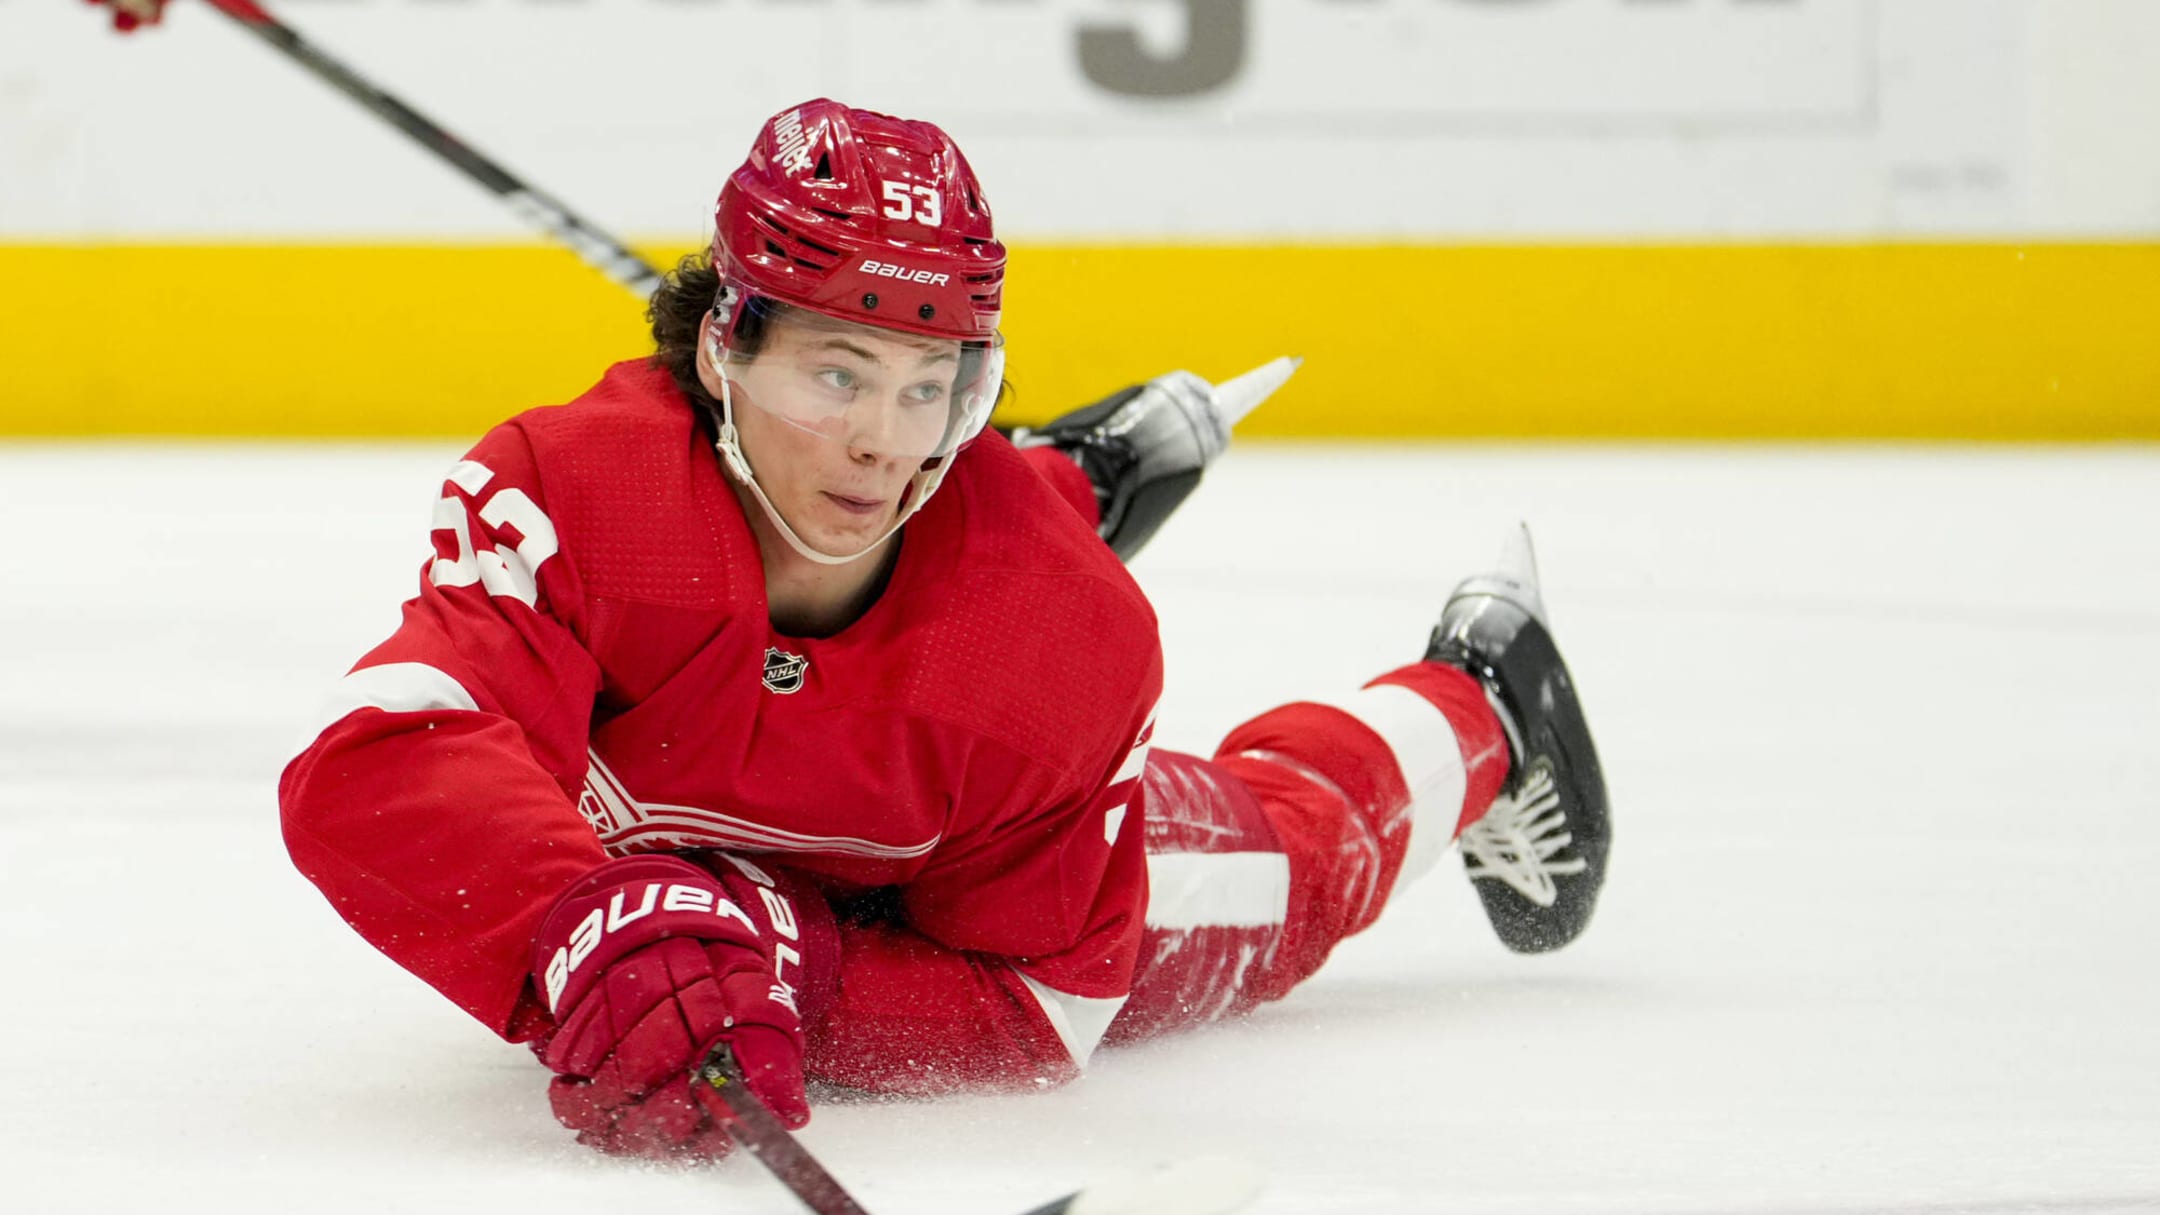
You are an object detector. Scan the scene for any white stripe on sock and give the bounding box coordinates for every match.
[1312,682,1468,897]
[1144,851,1291,930]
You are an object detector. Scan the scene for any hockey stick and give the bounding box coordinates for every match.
[199,0,662,297]
[694,1046,1262,1215]
[694,1047,871,1215]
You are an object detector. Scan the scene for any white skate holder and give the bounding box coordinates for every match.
[1210,356,1302,429]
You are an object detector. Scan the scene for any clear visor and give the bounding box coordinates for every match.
[712,301,1004,462]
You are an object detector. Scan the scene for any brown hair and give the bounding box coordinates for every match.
[650,253,807,410]
[647,252,723,405]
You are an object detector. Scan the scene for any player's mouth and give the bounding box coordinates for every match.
[822,491,887,517]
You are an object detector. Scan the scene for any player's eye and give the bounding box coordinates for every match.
[903,380,950,406]
[814,367,859,394]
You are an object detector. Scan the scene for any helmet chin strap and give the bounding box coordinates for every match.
[706,334,949,567]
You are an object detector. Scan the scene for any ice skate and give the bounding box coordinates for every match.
[1425,525,1611,953]
[1013,358,1298,561]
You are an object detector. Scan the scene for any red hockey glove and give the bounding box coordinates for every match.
[530,853,838,1159]
[85,0,168,32]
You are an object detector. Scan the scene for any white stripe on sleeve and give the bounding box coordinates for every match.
[308,662,481,739]
[1143,851,1291,930]
[1313,682,1468,895]
[1013,970,1129,1069]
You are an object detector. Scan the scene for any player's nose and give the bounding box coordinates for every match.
[841,393,920,459]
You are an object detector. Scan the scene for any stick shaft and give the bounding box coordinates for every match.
[696,1048,874,1215]
[201,0,662,297]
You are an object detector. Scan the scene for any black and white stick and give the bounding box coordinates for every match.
[695,1046,1262,1215]
[200,0,662,298]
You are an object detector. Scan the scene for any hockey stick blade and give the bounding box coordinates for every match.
[1211,356,1301,430]
[695,1047,872,1215]
[1014,1154,1265,1215]
[201,0,662,298]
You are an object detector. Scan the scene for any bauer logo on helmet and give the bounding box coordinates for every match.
[857,260,951,287]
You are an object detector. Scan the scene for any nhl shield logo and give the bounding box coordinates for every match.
[761,647,810,694]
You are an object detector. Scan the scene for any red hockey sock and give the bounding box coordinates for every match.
[1114,665,1512,1038]
[1365,661,1511,837]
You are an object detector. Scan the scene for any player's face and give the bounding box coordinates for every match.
[723,312,963,552]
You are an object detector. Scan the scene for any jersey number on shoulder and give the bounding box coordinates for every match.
[428,459,560,608]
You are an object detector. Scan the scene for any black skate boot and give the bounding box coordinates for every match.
[1011,358,1298,562]
[1425,525,1610,953]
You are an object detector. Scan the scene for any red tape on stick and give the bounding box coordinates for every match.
[202,0,274,24]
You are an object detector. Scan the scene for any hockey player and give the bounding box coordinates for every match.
[279,99,1611,1159]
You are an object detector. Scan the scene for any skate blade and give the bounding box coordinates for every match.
[1450,523,1550,625]
[1211,356,1301,429]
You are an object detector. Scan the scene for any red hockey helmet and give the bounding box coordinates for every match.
[713,99,1005,343]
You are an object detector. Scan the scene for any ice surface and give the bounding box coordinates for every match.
[3,442,2157,1214]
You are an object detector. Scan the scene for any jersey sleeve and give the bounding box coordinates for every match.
[806,661,1161,1095]
[278,421,610,1041]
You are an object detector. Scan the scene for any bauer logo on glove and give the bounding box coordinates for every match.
[539,878,764,1013]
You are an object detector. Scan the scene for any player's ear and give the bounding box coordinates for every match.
[696,313,732,397]
[705,308,743,367]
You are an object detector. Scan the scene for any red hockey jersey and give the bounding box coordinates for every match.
[280,360,1162,1093]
